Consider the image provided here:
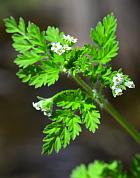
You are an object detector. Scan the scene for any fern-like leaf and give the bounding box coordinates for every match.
[90,13,119,63]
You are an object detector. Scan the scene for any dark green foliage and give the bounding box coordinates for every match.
[130,154,140,178]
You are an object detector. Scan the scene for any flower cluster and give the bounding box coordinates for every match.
[51,42,71,55]
[63,34,78,43]
[32,99,52,117]
[111,73,135,97]
[50,34,77,55]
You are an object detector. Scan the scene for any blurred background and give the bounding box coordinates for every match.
[0,0,140,177]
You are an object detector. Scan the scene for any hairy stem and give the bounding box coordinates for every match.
[72,74,140,144]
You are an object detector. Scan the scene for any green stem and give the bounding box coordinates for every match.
[72,74,140,144]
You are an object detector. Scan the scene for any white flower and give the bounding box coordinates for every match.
[67,70,71,77]
[47,113,52,117]
[51,42,62,52]
[32,102,41,110]
[43,111,51,117]
[51,42,65,55]
[63,34,71,41]
[63,34,78,43]
[71,36,78,43]
[57,48,65,55]
[32,98,53,117]
[113,73,124,85]
[124,81,135,88]
[116,73,123,78]
[114,88,123,97]
[43,111,47,115]
[63,44,71,51]
[111,85,116,90]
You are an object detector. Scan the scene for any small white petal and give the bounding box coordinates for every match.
[111,85,116,90]
[63,44,71,51]
[51,42,63,53]
[114,88,123,96]
[43,111,47,115]
[56,48,65,55]
[63,34,67,40]
[63,34,71,41]
[47,113,52,117]
[113,74,123,85]
[63,34,77,43]
[32,102,41,110]
[125,81,135,88]
[71,37,78,43]
[51,42,56,46]
[67,70,71,77]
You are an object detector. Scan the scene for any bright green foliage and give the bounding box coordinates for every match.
[70,154,140,178]
[70,160,127,178]
[4,13,122,90]
[4,17,47,55]
[90,13,118,64]
[4,17,65,88]
[83,110,100,133]
[55,89,100,133]
[70,164,87,178]
[43,110,81,154]
[16,62,60,88]
[41,89,100,154]
[4,13,135,155]
[46,26,65,45]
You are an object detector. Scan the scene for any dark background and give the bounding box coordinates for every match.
[0,0,140,177]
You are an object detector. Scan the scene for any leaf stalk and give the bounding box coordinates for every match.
[72,74,140,144]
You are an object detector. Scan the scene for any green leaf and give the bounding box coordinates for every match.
[87,161,105,178]
[12,35,33,53]
[29,65,60,88]
[70,160,128,178]
[18,17,26,33]
[4,17,48,66]
[83,110,100,133]
[130,154,140,178]
[61,128,71,148]
[65,115,82,140]
[70,164,87,178]
[27,22,47,49]
[15,52,42,68]
[56,89,83,110]
[90,13,117,47]
[17,63,60,88]
[90,13,119,63]
[54,89,101,134]
[4,16,19,33]
[55,137,62,153]
[42,110,82,154]
[42,121,62,155]
[46,26,65,44]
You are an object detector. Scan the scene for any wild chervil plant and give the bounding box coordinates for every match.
[4,13,140,155]
[70,154,140,178]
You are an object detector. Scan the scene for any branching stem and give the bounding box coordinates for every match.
[72,74,140,144]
